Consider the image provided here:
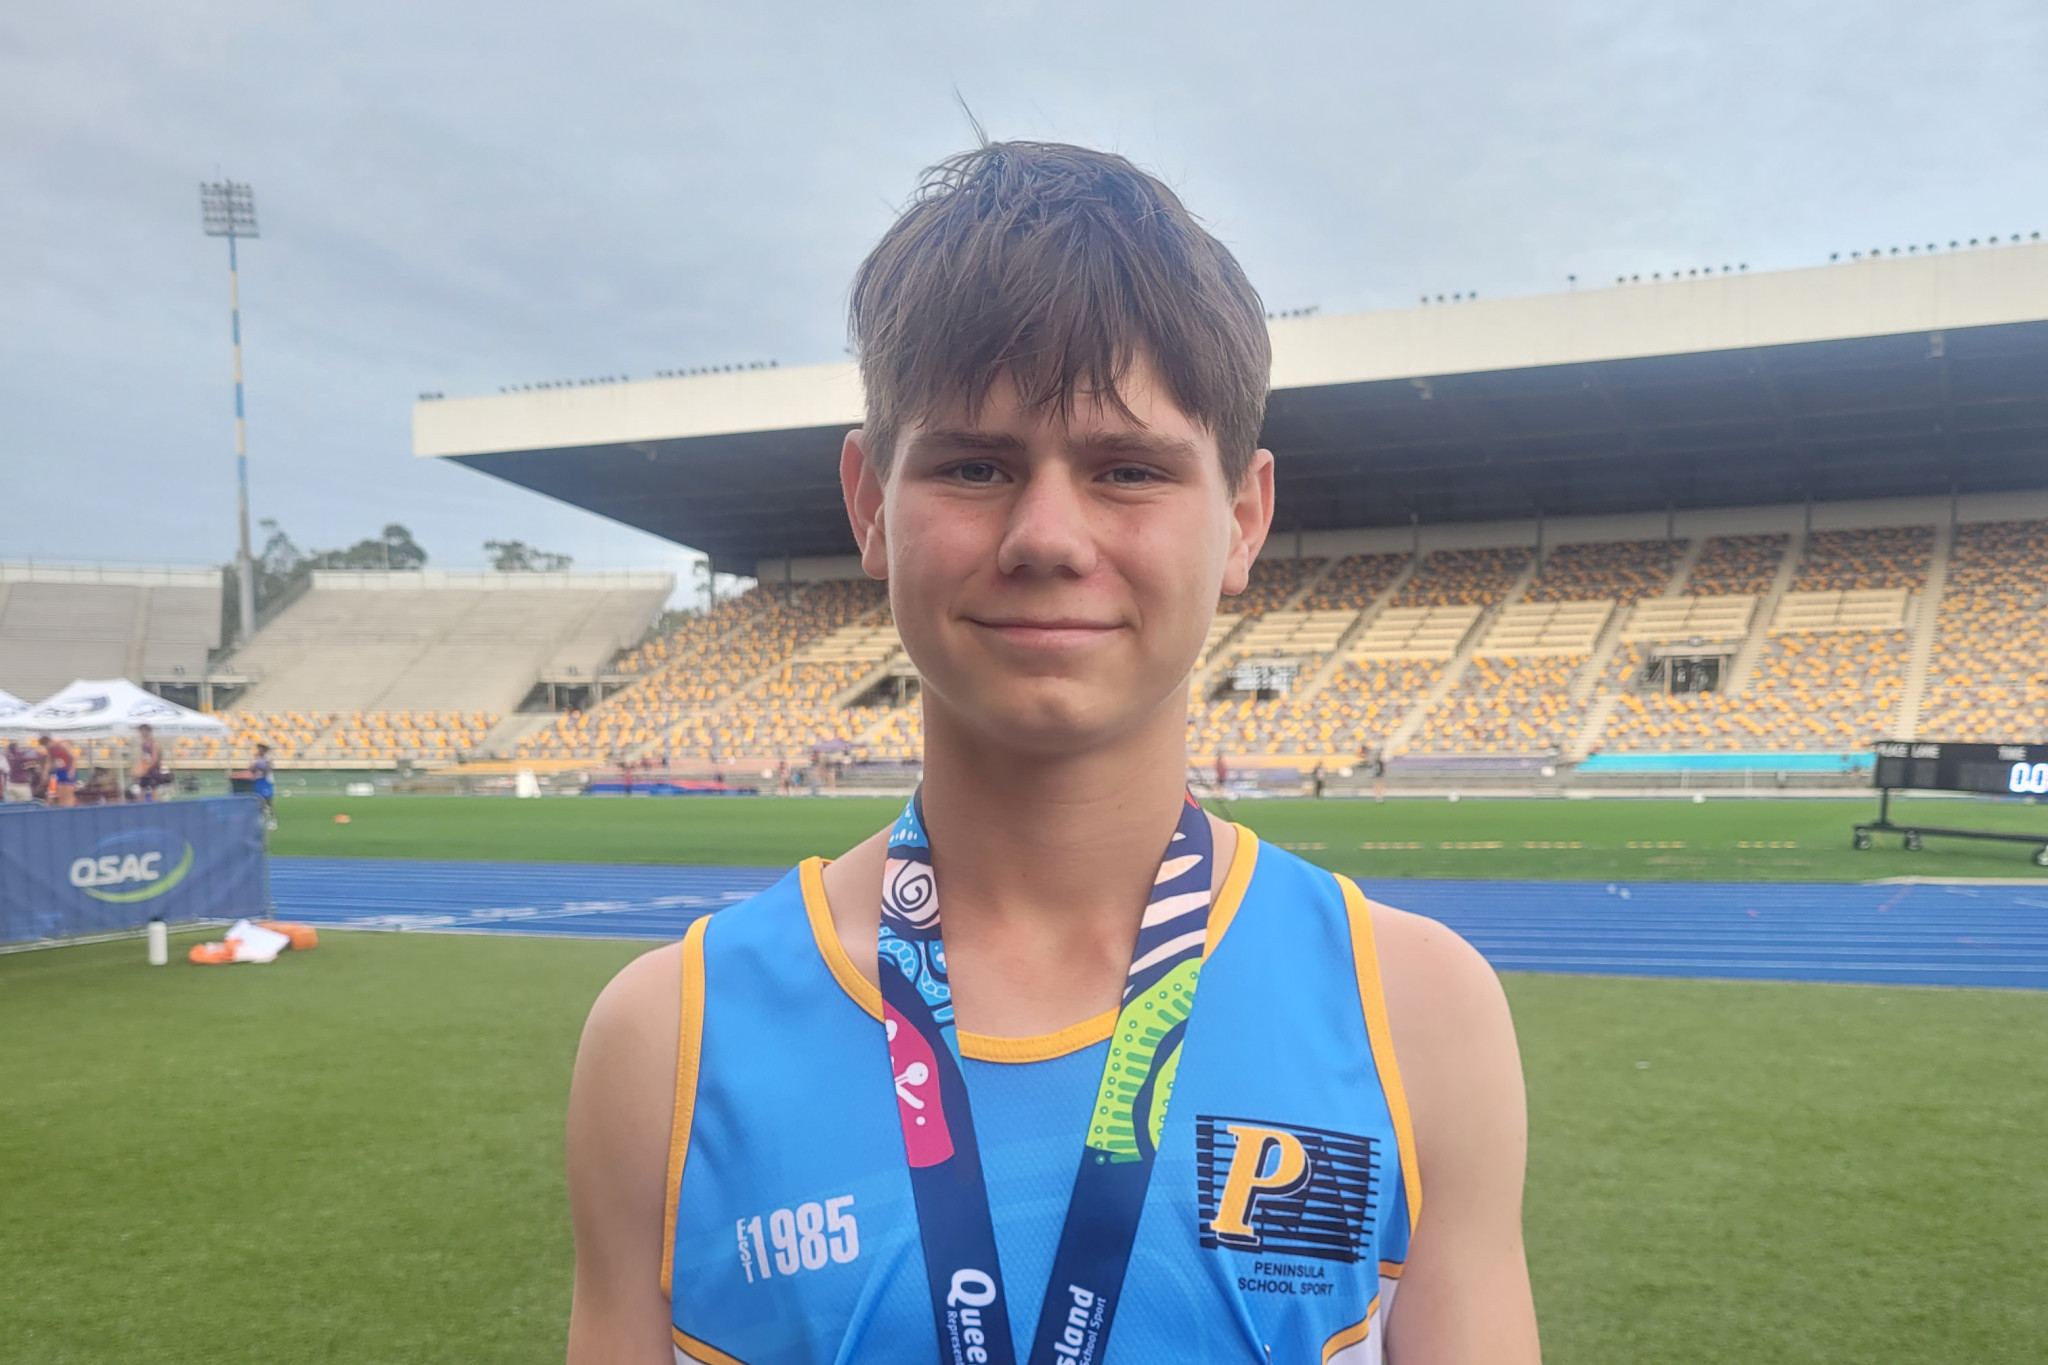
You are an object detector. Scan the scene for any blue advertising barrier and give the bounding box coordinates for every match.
[0,796,271,944]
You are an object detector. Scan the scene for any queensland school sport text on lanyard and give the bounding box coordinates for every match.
[877,791,1217,1365]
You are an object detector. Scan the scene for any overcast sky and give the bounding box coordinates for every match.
[4,0,2044,594]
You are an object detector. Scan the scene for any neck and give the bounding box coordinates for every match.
[916,689,1192,939]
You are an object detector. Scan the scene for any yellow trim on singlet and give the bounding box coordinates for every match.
[672,1323,749,1364]
[798,857,885,1016]
[1339,874,1423,1239]
[1204,823,1259,956]
[659,915,711,1300]
[955,1012,1120,1063]
[794,821,1257,1065]
[1321,1294,1380,1362]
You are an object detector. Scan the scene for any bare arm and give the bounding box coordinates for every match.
[565,943,684,1365]
[1374,904,1541,1365]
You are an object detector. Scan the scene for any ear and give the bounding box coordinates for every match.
[840,429,890,581]
[1220,448,1277,597]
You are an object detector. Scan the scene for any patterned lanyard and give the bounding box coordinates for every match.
[877,790,1216,1365]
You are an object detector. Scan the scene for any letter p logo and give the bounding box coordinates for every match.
[1208,1124,1311,1249]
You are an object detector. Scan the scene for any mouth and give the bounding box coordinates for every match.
[966,617,1124,650]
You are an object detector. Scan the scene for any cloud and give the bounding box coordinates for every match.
[3,0,2044,568]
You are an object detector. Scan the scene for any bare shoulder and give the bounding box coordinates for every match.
[568,939,686,1190]
[582,938,687,1062]
[1366,902,1540,1363]
[564,940,690,1363]
[1368,900,1516,1062]
[1367,899,1522,1137]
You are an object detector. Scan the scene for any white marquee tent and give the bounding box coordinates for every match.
[0,679,229,738]
[0,688,26,720]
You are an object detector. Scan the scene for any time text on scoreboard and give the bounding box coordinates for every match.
[1872,741,2048,795]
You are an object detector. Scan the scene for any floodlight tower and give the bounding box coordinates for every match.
[200,180,260,643]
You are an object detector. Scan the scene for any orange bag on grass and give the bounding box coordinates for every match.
[186,919,316,964]
[256,921,319,950]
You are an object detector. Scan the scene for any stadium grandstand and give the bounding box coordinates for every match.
[19,242,2048,788]
[392,240,2048,780]
[0,564,671,772]
[1,563,221,702]
[190,569,673,766]
[399,240,2048,785]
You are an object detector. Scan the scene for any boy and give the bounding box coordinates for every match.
[568,142,1538,1364]
[37,733,77,808]
[251,742,275,829]
[133,723,168,801]
[3,740,32,803]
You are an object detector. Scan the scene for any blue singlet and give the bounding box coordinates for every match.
[664,829,1419,1364]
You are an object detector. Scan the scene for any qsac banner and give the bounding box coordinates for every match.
[0,796,270,944]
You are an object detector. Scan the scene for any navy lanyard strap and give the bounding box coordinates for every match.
[878,792,1216,1365]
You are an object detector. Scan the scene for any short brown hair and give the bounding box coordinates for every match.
[849,141,1270,486]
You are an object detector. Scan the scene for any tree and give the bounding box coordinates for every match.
[220,521,431,647]
[484,539,574,572]
[313,524,428,572]
[258,520,304,580]
[248,518,309,608]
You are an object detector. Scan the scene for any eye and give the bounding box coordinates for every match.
[947,460,1004,485]
[1104,465,1161,486]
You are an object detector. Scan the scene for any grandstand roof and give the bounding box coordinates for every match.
[418,242,2048,573]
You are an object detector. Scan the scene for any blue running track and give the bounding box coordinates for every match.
[272,858,786,941]
[270,858,2048,990]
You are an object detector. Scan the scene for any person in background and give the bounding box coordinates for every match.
[251,742,276,829]
[3,740,33,802]
[1312,758,1327,799]
[133,724,168,801]
[38,733,77,808]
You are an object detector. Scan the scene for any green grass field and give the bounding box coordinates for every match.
[268,792,2048,881]
[4,932,2043,1363]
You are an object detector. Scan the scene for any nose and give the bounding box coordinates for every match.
[994,462,1099,580]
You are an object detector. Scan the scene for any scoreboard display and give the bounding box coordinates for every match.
[1872,741,2048,796]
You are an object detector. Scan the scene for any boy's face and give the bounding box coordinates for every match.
[842,355,1274,756]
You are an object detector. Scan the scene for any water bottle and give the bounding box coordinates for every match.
[147,918,168,967]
